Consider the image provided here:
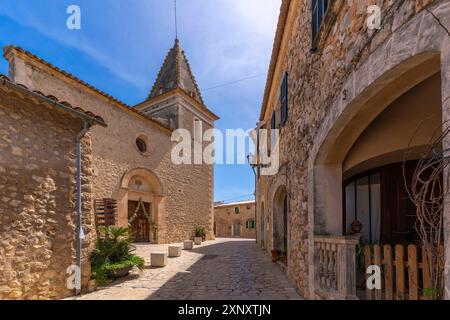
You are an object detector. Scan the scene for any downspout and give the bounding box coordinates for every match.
[75,119,91,295]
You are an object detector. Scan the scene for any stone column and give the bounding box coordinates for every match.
[116,188,129,227]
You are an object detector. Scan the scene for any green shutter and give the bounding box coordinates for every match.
[281,73,288,126]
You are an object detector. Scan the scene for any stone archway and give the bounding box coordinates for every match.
[273,185,288,252]
[260,201,266,247]
[117,168,166,243]
[307,3,450,298]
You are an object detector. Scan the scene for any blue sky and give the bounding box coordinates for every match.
[0,0,280,202]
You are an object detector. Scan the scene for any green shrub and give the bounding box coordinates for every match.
[195,226,206,239]
[90,226,145,285]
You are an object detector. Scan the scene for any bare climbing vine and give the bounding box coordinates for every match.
[403,119,448,299]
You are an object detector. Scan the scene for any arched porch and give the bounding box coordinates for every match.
[308,4,450,299]
[117,168,166,243]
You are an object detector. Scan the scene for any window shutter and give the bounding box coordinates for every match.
[281,73,288,126]
[94,198,118,229]
[312,0,330,45]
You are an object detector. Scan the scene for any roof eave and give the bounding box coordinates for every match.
[137,87,220,121]
[259,0,292,121]
[0,75,107,127]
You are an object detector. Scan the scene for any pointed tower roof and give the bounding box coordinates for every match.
[148,39,204,104]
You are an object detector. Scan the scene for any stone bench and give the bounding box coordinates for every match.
[151,252,167,267]
[183,240,193,250]
[168,245,182,257]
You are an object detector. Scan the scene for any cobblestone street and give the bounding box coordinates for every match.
[78,238,301,300]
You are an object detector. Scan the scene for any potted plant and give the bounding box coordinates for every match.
[90,226,145,285]
[271,250,281,262]
[194,226,206,245]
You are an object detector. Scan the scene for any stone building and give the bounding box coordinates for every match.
[214,200,256,239]
[0,39,218,299]
[0,74,106,299]
[255,0,450,299]
[3,39,218,244]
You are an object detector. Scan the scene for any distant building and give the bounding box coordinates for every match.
[214,200,256,239]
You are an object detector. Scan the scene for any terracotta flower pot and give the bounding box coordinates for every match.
[271,250,281,262]
[107,266,132,279]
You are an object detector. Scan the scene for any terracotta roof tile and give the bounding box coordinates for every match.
[0,74,106,125]
[3,45,173,132]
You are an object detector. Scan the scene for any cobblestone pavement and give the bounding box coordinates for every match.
[78,238,302,300]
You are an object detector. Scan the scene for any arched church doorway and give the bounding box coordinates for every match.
[118,168,165,243]
[128,199,151,243]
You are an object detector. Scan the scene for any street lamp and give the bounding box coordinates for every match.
[247,153,266,245]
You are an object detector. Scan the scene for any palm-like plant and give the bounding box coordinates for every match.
[90,226,144,284]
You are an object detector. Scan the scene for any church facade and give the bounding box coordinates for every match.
[0,40,218,299]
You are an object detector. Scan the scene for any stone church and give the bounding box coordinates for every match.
[0,39,218,299]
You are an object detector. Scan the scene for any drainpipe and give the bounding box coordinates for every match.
[76,119,91,295]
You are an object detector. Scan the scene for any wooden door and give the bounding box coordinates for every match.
[381,162,420,245]
[128,201,151,242]
[233,220,241,237]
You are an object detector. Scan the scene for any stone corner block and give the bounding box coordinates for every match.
[183,240,194,250]
[168,245,182,257]
[151,252,168,267]
[194,237,203,245]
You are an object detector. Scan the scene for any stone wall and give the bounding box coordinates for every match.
[214,202,256,239]
[257,0,449,298]
[0,89,95,299]
[4,49,215,243]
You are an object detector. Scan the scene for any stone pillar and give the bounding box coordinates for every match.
[116,188,129,227]
[313,164,343,235]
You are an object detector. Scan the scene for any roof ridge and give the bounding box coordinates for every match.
[175,39,182,88]
[3,45,173,133]
[179,47,204,104]
[3,45,131,108]
[148,45,174,99]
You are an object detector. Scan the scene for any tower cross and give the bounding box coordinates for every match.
[174,0,178,40]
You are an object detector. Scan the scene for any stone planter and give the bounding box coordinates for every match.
[194,237,203,245]
[151,252,168,267]
[184,240,194,250]
[107,266,132,279]
[168,245,182,257]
